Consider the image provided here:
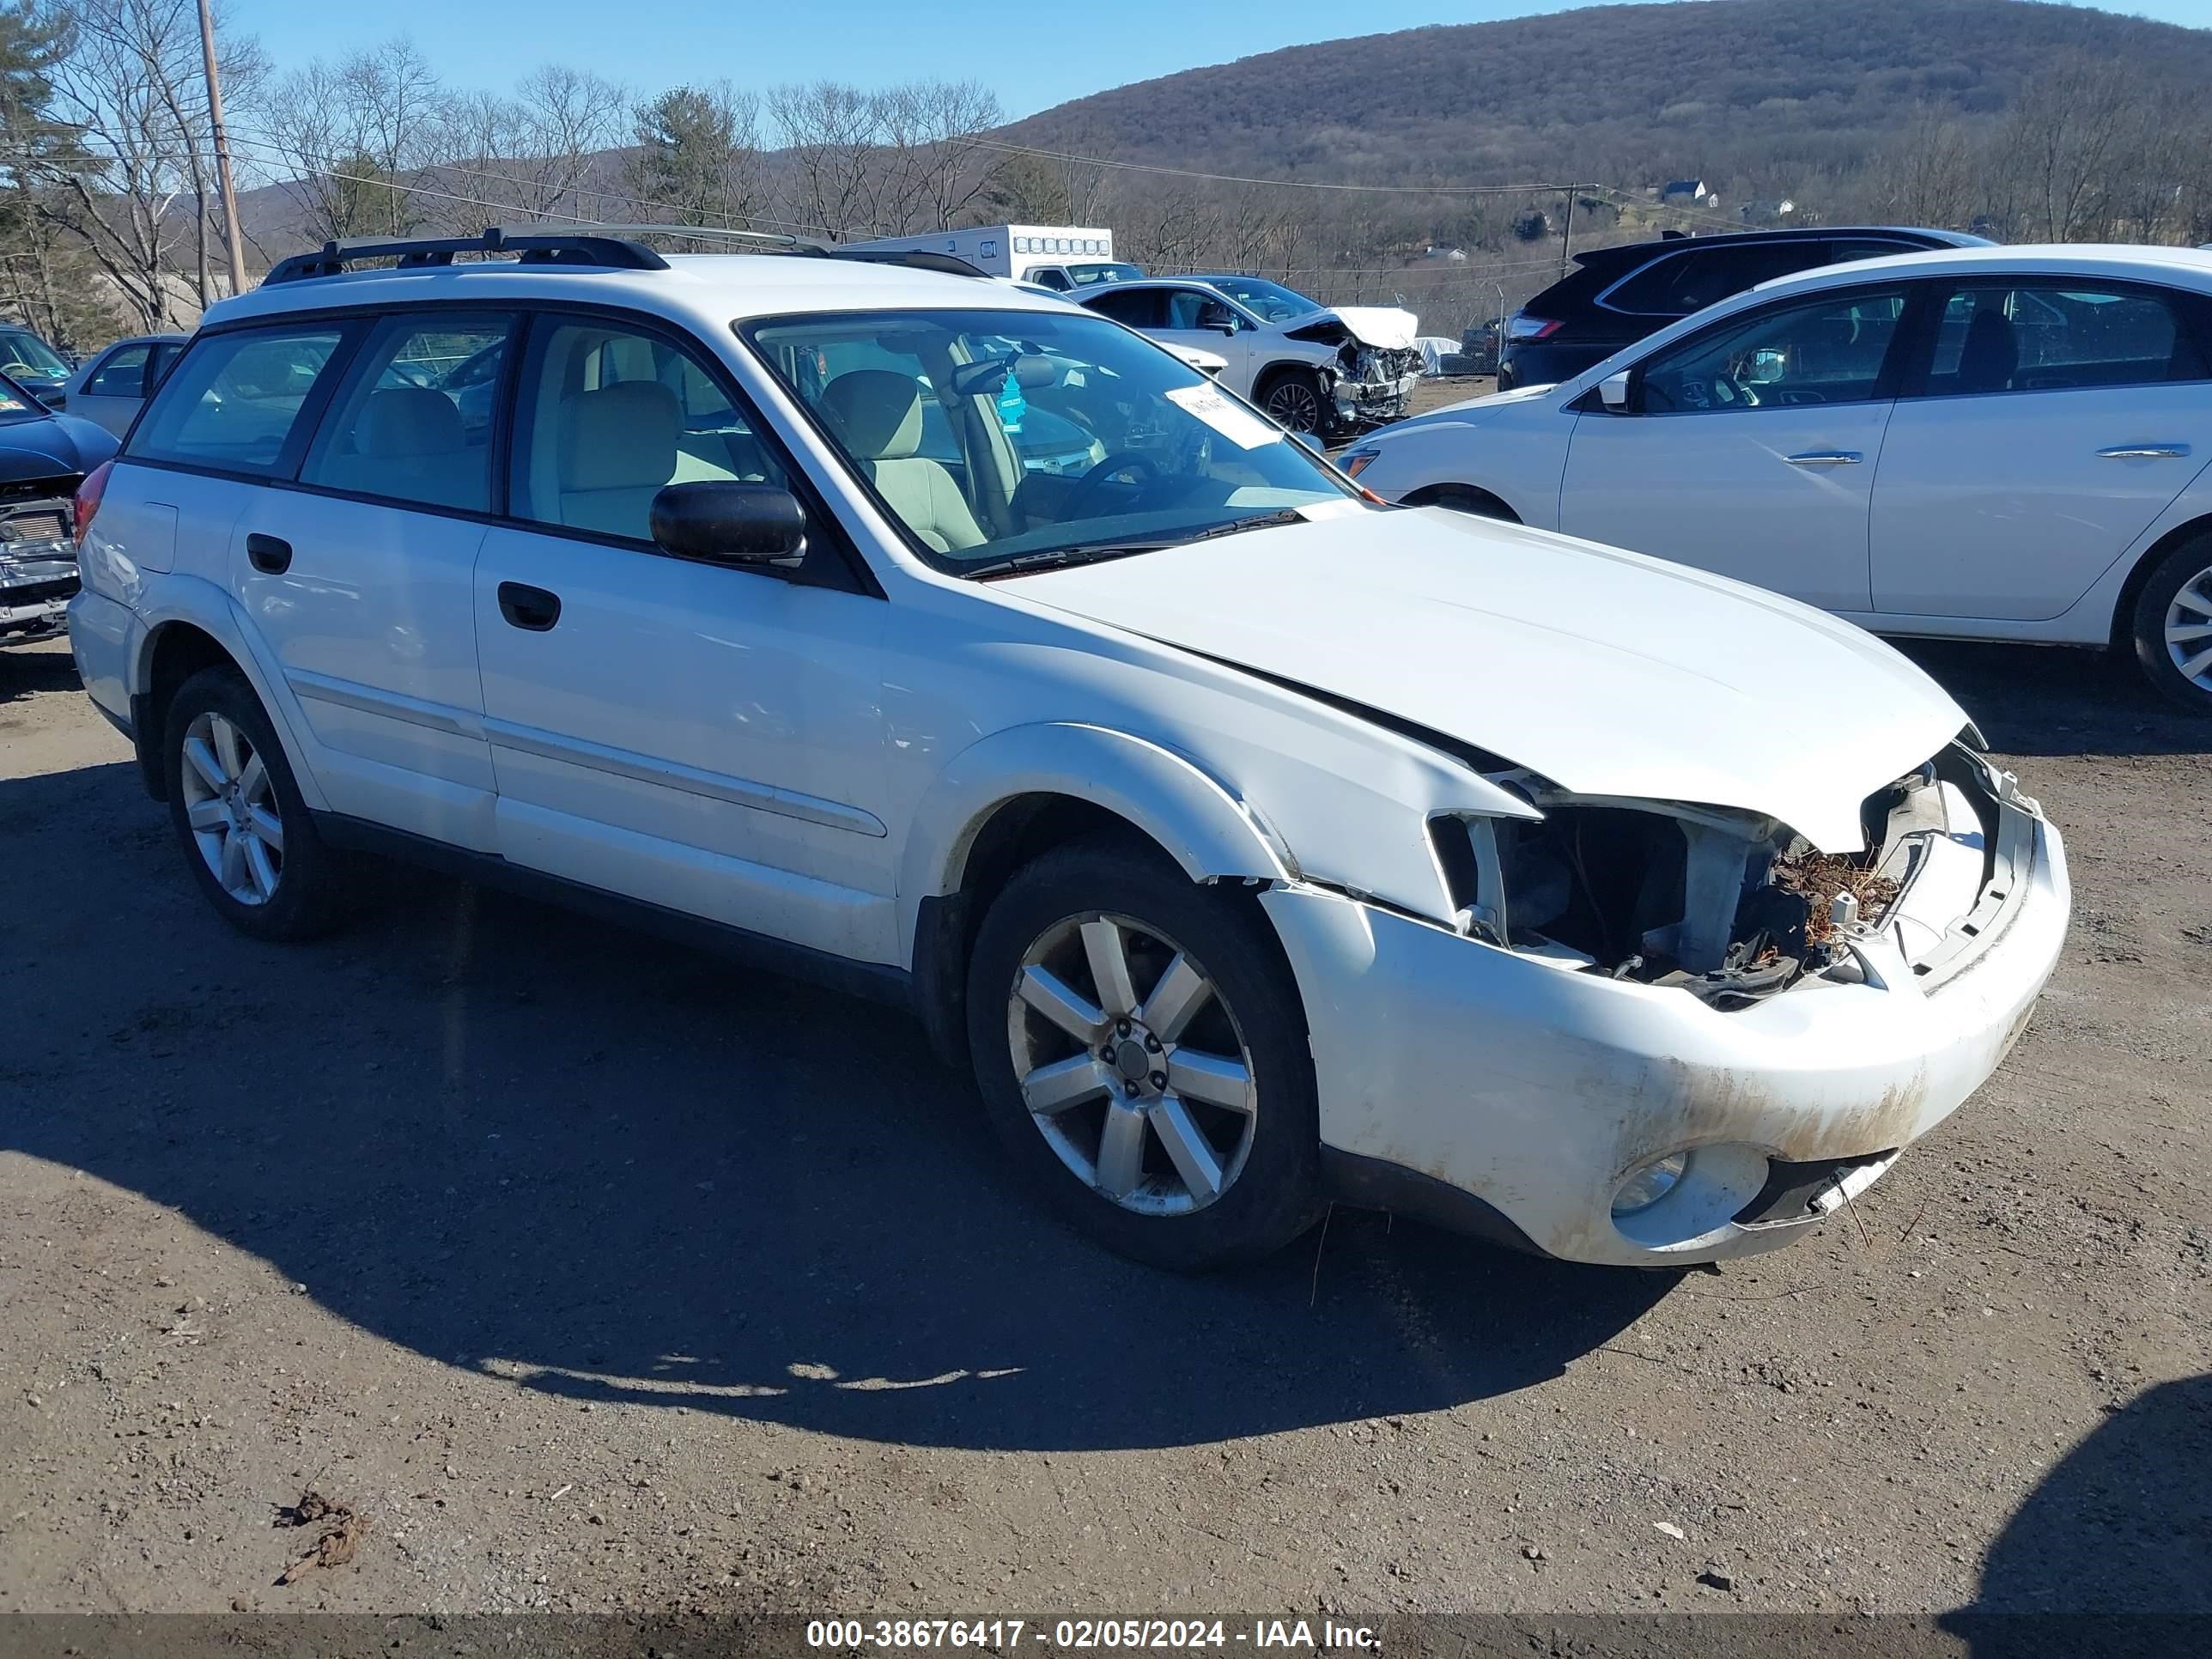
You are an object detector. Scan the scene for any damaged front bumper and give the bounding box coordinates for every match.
[1261,756,2069,1267]
[0,544,78,642]
[1328,347,1424,432]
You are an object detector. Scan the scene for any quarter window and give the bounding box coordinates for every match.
[509,317,788,543]
[298,312,513,514]
[1637,288,1910,413]
[127,324,347,476]
[1921,283,2207,397]
[1604,243,1835,317]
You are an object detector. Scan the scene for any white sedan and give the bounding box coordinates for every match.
[1345,245,2212,713]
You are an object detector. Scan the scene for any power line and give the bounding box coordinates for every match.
[963,133,1583,197]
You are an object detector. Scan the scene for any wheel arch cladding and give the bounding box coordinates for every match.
[136,621,238,801]
[900,724,1298,1063]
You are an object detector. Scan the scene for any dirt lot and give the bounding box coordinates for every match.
[3,580,2209,1622]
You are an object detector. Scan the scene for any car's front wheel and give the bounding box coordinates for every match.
[1256,367,1328,436]
[2130,536,2212,715]
[163,665,350,939]
[965,839,1322,1269]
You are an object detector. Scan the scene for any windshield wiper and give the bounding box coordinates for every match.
[965,510,1307,580]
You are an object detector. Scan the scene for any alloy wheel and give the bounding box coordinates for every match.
[1004,913,1257,1216]
[2165,562,2212,691]
[178,710,284,905]
[1263,378,1323,434]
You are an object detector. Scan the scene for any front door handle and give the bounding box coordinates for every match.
[2097,444,2190,459]
[1784,451,1863,467]
[497,581,562,632]
[246,532,292,574]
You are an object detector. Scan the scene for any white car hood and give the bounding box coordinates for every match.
[1324,306,1419,351]
[1014,507,1970,853]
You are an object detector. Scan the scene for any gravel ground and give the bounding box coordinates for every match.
[3,546,2209,1622]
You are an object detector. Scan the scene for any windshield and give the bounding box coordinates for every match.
[1188,276,1322,324]
[0,330,70,380]
[744,307,1354,576]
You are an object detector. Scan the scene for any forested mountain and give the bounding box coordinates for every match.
[1004,0,2212,197]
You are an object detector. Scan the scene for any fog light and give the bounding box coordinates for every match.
[1611,1152,1688,1217]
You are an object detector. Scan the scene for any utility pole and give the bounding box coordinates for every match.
[1558,183,1577,281]
[195,0,248,297]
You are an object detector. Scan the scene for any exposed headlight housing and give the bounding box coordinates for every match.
[1611,1152,1688,1217]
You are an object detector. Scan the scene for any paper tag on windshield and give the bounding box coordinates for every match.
[1164,383,1282,450]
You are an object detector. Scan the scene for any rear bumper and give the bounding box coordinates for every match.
[1266,784,2070,1267]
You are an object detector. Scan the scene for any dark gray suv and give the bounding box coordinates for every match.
[1498,227,1990,390]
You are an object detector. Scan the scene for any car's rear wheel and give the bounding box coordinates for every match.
[163,665,349,939]
[2130,537,2212,715]
[1257,367,1327,435]
[965,838,1322,1269]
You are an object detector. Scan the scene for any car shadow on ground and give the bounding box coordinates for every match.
[1893,639,2209,760]
[4,762,1673,1454]
[0,641,80,705]
[1939,1372,2212,1651]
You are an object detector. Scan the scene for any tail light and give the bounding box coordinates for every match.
[1339,447,1380,479]
[72,459,113,549]
[1505,314,1562,343]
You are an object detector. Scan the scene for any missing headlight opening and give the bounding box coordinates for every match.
[1431,746,1998,1011]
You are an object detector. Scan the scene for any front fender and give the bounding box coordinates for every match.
[897,720,1295,959]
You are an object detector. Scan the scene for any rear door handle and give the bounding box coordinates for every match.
[496,580,562,632]
[245,532,292,574]
[1784,451,1863,467]
[2097,444,2190,459]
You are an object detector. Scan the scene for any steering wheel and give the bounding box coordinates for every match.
[1063,451,1159,519]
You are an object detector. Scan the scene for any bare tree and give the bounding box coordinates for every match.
[1998,53,2132,242]
[876,78,1002,232]
[36,0,258,324]
[768,79,885,237]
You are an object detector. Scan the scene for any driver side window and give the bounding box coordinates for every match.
[1166,289,1235,331]
[1637,286,1911,414]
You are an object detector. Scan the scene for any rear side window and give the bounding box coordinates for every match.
[1604,243,1834,317]
[1084,288,1164,327]
[298,312,513,513]
[129,324,347,476]
[1921,282,2208,397]
[86,343,153,398]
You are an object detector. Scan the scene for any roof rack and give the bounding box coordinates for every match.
[264,226,675,285]
[261,222,992,287]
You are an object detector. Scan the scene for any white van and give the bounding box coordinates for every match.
[844,225,1140,292]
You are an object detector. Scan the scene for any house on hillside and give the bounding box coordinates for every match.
[1660,179,1714,207]
[1411,245,1468,264]
[1739,198,1796,225]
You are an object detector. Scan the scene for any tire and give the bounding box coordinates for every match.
[2129,536,2212,715]
[1256,367,1328,436]
[162,665,350,940]
[964,837,1322,1270]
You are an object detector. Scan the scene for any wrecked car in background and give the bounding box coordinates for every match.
[1073,273,1422,436]
[2,371,117,647]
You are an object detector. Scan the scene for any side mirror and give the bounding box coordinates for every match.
[1291,430,1326,457]
[1598,369,1633,411]
[650,482,807,569]
[1196,302,1238,335]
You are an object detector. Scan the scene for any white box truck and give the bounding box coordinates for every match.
[841,225,1139,292]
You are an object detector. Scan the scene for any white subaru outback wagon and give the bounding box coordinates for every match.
[68,227,2071,1272]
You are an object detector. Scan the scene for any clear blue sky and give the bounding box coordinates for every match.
[222,0,2212,123]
